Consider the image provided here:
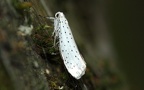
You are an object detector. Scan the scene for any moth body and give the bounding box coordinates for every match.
[53,12,86,79]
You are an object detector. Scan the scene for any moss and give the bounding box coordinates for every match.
[0,0,127,90]
[12,0,32,11]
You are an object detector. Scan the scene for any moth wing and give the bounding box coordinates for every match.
[58,17,86,79]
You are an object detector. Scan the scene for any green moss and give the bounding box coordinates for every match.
[12,0,32,10]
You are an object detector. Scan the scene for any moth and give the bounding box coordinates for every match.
[52,12,86,79]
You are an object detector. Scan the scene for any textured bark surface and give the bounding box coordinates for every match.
[0,0,127,90]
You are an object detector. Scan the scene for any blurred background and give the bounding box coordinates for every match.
[69,0,144,90]
[0,0,144,90]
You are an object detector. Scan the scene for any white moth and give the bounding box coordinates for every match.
[52,12,86,79]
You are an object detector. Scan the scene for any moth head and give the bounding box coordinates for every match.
[55,12,65,18]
